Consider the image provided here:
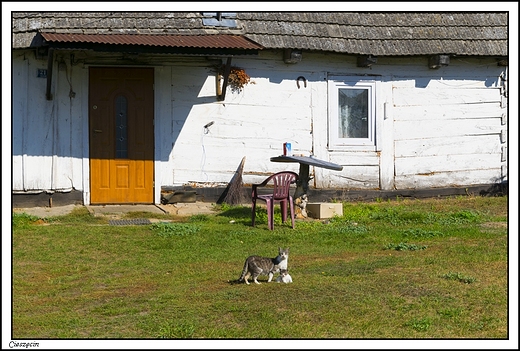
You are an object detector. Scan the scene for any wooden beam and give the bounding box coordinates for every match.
[46,48,54,100]
[218,57,232,101]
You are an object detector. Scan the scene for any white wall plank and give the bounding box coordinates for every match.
[395,153,502,176]
[395,135,502,157]
[328,166,380,189]
[394,118,502,140]
[328,152,380,166]
[391,77,500,89]
[392,103,503,121]
[393,87,501,106]
[395,168,504,189]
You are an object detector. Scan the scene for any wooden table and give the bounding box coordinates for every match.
[270,155,343,199]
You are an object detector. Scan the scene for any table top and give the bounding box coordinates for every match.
[270,155,343,171]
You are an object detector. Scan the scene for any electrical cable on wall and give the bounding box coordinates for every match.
[201,121,214,181]
[204,121,214,134]
[201,129,208,181]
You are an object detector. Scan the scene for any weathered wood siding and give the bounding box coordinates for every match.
[390,61,507,189]
[159,53,321,188]
[12,52,87,195]
[12,49,507,204]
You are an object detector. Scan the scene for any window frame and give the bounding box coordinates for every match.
[328,76,378,149]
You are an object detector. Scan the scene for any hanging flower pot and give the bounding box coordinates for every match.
[227,66,251,93]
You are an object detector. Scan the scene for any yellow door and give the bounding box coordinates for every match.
[89,67,154,204]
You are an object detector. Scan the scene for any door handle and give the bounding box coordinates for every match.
[94,129,103,133]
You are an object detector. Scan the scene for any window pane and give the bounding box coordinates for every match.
[338,88,368,138]
[115,95,128,159]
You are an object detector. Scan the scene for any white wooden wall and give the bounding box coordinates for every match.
[12,49,507,204]
[389,59,506,189]
[159,51,507,191]
[12,51,87,194]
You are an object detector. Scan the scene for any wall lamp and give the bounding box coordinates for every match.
[429,54,450,69]
[284,49,302,64]
[357,55,377,68]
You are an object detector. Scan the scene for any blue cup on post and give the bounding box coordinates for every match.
[283,142,292,156]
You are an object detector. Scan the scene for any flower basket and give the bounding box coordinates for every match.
[227,66,251,93]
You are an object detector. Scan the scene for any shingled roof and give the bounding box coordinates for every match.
[12,12,508,57]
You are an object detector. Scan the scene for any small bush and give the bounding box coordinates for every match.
[451,210,480,222]
[189,214,210,222]
[328,224,368,235]
[12,213,40,229]
[405,317,432,332]
[401,229,444,239]
[369,208,429,225]
[442,272,476,284]
[437,210,481,225]
[157,321,196,338]
[384,242,427,251]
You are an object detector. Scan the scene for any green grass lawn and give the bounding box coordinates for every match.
[10,195,510,343]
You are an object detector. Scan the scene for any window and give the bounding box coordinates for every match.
[115,95,128,159]
[201,13,237,28]
[328,77,377,148]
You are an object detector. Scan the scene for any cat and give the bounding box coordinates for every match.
[275,268,293,284]
[238,247,289,285]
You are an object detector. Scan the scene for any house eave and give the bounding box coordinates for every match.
[42,41,259,56]
[36,32,262,57]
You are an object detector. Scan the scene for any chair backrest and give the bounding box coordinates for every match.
[271,171,298,200]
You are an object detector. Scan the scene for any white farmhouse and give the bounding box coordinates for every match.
[11,12,508,206]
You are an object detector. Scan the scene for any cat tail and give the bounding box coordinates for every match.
[238,260,249,282]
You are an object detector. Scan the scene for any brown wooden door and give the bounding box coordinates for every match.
[89,67,154,204]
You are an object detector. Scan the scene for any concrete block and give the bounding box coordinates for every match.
[306,203,343,219]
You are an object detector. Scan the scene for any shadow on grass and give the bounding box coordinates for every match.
[227,278,274,285]
[217,206,252,219]
[227,279,243,285]
[216,204,301,230]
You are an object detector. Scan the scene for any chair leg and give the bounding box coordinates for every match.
[289,197,295,229]
[281,200,288,223]
[266,199,274,230]
[271,200,275,230]
[251,199,256,227]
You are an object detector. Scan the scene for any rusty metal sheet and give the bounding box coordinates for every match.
[40,32,263,50]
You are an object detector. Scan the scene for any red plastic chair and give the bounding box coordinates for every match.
[251,171,299,230]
